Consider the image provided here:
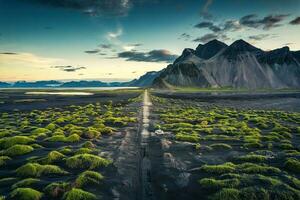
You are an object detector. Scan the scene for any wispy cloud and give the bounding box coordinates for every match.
[84,49,101,54]
[200,0,213,19]
[22,0,132,17]
[117,49,177,63]
[52,65,86,72]
[0,52,63,66]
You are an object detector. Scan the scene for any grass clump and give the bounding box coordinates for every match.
[63,188,96,200]
[66,154,111,169]
[82,141,95,148]
[285,158,300,173]
[211,188,240,200]
[175,133,200,143]
[238,163,281,174]
[44,182,71,198]
[3,144,34,156]
[210,143,232,150]
[39,151,65,164]
[236,154,267,163]
[0,136,34,149]
[0,156,11,166]
[200,162,236,174]
[16,163,67,177]
[83,127,100,139]
[10,188,43,200]
[11,178,40,189]
[45,134,80,143]
[198,178,240,190]
[75,170,104,188]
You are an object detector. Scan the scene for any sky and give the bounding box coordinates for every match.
[0,0,300,82]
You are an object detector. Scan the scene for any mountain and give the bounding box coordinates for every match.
[125,71,161,87]
[153,39,300,89]
[0,81,11,87]
[13,80,62,87]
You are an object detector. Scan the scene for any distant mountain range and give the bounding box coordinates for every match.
[153,39,300,89]
[0,72,160,88]
[1,39,300,89]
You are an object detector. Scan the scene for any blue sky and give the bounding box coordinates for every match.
[0,0,300,82]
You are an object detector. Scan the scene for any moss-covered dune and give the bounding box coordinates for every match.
[75,170,104,188]
[9,187,43,200]
[16,163,68,177]
[65,154,111,169]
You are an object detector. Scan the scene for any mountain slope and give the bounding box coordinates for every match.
[153,39,300,89]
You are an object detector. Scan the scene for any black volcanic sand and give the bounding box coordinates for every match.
[147,92,300,200]
[0,89,144,200]
[1,89,300,200]
[152,90,300,112]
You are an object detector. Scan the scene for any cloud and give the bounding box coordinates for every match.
[84,49,100,54]
[117,49,177,63]
[0,52,62,66]
[290,16,300,25]
[200,0,213,19]
[107,27,123,40]
[240,14,289,30]
[248,34,270,41]
[0,52,18,55]
[99,44,113,49]
[122,43,142,51]
[23,0,133,17]
[179,33,191,40]
[52,65,86,72]
[194,21,221,32]
[193,33,218,43]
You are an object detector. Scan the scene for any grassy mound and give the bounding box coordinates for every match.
[175,133,200,143]
[83,127,100,139]
[82,141,95,148]
[0,136,34,149]
[45,134,80,143]
[211,188,240,200]
[44,182,71,198]
[0,156,11,166]
[199,178,240,190]
[11,178,40,189]
[39,151,65,164]
[235,154,267,163]
[285,158,300,173]
[75,170,104,188]
[65,154,111,169]
[16,163,67,177]
[210,143,232,150]
[10,188,43,200]
[200,163,236,174]
[3,144,34,156]
[63,188,96,200]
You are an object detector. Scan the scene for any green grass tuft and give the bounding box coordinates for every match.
[44,182,71,198]
[10,187,43,200]
[2,144,34,156]
[65,154,111,169]
[209,143,232,150]
[285,158,300,173]
[200,162,236,174]
[175,133,200,143]
[11,178,40,189]
[16,163,67,177]
[0,136,34,149]
[75,170,104,188]
[39,151,65,164]
[63,188,96,200]
[211,188,240,200]
[0,156,11,166]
